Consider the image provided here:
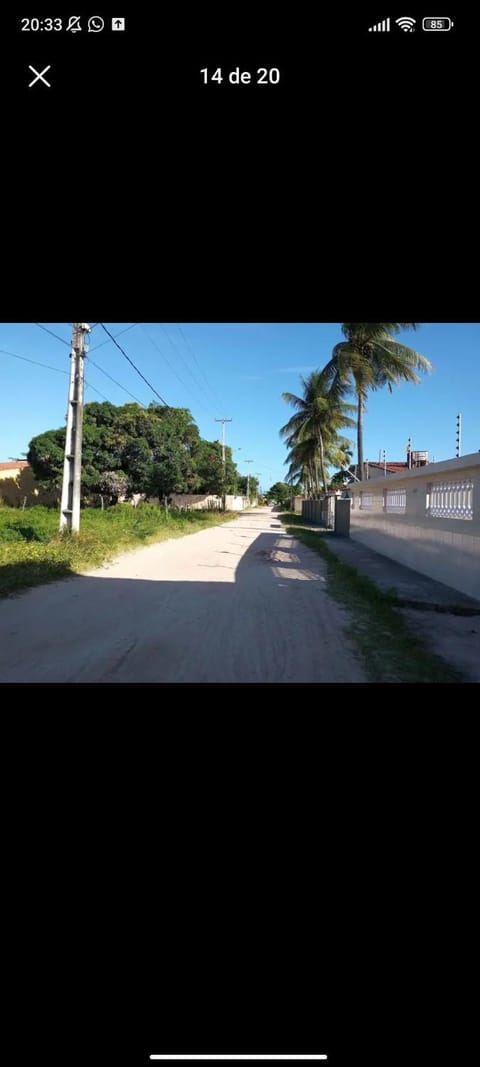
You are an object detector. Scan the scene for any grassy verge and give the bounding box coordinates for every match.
[279,512,465,682]
[0,504,238,598]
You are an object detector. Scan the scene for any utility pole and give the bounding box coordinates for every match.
[215,417,232,509]
[231,447,242,494]
[255,473,262,501]
[245,459,253,501]
[456,413,462,457]
[215,417,232,466]
[60,322,91,531]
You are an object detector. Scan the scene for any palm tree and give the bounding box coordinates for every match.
[323,323,432,478]
[284,435,321,496]
[285,435,353,496]
[280,369,355,494]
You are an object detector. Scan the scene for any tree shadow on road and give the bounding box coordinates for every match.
[0,524,351,683]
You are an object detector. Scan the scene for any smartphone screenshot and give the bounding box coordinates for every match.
[1,12,476,1067]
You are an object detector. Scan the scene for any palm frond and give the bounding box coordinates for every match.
[374,340,432,375]
[280,391,307,409]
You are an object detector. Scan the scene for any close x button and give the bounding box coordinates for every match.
[28,64,51,87]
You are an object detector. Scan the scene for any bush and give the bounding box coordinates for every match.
[0,507,59,543]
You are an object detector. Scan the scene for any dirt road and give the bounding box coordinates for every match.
[0,508,365,682]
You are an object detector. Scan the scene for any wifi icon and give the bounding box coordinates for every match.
[396,16,417,31]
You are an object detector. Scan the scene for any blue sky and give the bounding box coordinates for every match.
[0,323,478,489]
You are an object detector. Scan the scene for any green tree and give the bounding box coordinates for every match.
[27,429,66,487]
[191,440,225,495]
[146,452,187,501]
[265,482,293,506]
[323,323,432,477]
[236,475,259,501]
[285,436,353,496]
[121,438,152,493]
[28,402,199,497]
[280,369,355,494]
[284,435,320,496]
[27,402,243,505]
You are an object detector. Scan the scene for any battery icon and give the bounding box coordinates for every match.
[422,18,454,30]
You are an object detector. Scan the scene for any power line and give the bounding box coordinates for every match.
[83,380,111,402]
[1,347,70,375]
[99,323,168,405]
[89,322,139,353]
[140,326,214,415]
[85,355,145,406]
[158,324,217,414]
[176,324,223,410]
[0,346,111,402]
[34,322,71,346]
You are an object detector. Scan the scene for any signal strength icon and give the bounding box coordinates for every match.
[368,17,390,31]
[396,16,416,31]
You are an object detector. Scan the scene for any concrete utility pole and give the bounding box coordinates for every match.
[60,322,91,531]
[245,459,254,500]
[215,417,232,510]
[215,417,232,466]
[231,447,242,494]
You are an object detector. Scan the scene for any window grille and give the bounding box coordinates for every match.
[384,488,406,511]
[426,481,473,520]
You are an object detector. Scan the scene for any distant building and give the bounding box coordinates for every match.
[0,461,58,506]
[365,452,429,481]
[0,460,30,475]
[364,461,408,481]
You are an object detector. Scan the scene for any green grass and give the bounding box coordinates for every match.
[0,504,238,598]
[279,512,465,683]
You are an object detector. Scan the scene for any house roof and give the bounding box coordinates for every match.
[0,461,30,471]
[366,461,408,474]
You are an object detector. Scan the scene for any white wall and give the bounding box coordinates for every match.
[168,494,247,511]
[169,494,222,510]
[347,454,480,601]
[225,495,247,511]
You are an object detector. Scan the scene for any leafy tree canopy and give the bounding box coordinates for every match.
[27,402,241,502]
[265,482,293,506]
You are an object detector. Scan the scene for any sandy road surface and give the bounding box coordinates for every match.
[0,508,365,682]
